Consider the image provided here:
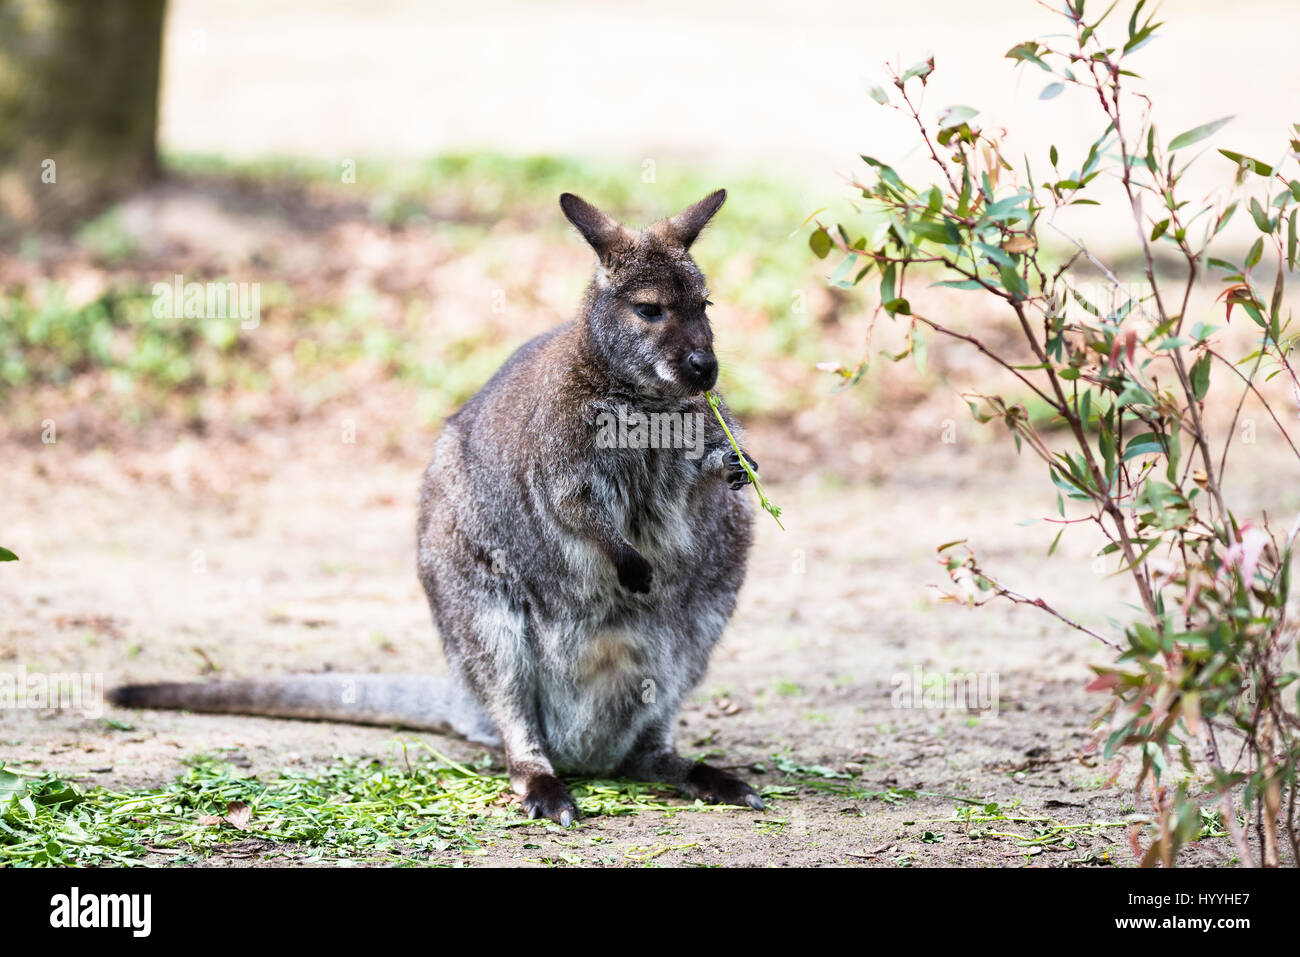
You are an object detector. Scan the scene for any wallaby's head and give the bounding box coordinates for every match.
[561,189,726,398]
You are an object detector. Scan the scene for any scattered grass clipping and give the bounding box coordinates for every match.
[0,746,784,867]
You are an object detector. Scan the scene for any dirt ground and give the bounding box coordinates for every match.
[6,411,1292,867]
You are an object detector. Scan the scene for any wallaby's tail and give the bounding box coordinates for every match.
[108,674,501,746]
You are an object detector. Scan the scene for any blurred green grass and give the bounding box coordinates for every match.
[2,151,857,428]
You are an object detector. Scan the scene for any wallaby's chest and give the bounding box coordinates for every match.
[592,443,709,551]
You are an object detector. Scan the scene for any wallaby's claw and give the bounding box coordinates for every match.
[724,449,757,489]
[521,774,579,826]
[724,449,758,471]
[684,762,765,811]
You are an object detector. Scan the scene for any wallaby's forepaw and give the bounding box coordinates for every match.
[614,545,653,593]
[521,774,579,827]
[725,450,758,491]
[684,762,765,811]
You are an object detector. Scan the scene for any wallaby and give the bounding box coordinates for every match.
[111,189,762,825]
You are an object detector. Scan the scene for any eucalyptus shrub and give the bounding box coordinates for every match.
[813,0,1300,866]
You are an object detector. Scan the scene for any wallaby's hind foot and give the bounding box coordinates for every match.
[521,774,579,827]
[509,760,579,826]
[620,735,764,812]
[684,762,765,811]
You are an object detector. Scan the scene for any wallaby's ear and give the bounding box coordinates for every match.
[663,189,727,249]
[560,193,631,263]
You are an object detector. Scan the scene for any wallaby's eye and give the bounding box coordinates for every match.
[634,303,664,320]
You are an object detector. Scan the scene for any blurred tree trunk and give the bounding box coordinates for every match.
[0,0,167,231]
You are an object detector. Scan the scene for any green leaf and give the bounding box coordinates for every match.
[1219,150,1274,177]
[911,325,927,372]
[1190,352,1211,401]
[1166,424,1182,482]
[861,155,907,194]
[1039,82,1065,100]
[883,297,912,316]
[1150,218,1169,241]
[999,263,1027,299]
[1249,198,1274,233]
[1168,116,1234,151]
[828,254,859,289]
[809,227,832,259]
[0,547,17,562]
[1246,237,1264,270]
[0,765,27,806]
[983,194,1030,224]
[899,57,935,86]
[938,105,978,130]
[868,85,890,106]
[1005,41,1050,71]
[1123,15,1162,55]
[909,219,962,245]
[976,241,1016,269]
[1122,433,1164,460]
[1288,209,1297,270]
[1128,0,1147,38]
[880,263,897,305]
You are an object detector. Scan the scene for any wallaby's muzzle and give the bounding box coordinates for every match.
[682,348,719,393]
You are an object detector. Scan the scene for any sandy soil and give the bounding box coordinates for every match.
[6,415,1291,867]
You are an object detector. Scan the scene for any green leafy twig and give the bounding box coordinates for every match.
[705,391,784,529]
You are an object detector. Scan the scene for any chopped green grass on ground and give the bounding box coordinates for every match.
[0,747,796,868]
[3,748,1207,866]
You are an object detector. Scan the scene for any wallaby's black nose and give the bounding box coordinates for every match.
[687,350,718,380]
